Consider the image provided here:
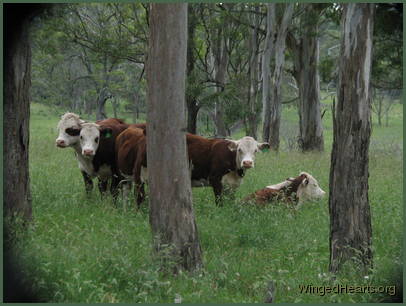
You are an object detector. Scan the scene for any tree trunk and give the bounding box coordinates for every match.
[268,4,294,150]
[292,4,324,152]
[246,4,261,139]
[211,26,229,137]
[261,3,276,143]
[147,3,203,273]
[186,5,200,134]
[329,3,375,274]
[96,87,111,120]
[4,8,32,222]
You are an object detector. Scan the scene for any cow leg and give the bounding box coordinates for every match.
[81,171,93,194]
[110,174,121,200]
[98,179,108,196]
[209,176,224,206]
[135,182,145,208]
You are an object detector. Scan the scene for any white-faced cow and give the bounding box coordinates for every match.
[115,131,268,207]
[187,134,269,205]
[55,112,133,195]
[243,172,326,208]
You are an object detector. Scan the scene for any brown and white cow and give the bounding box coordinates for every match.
[187,134,269,205]
[115,131,268,207]
[55,112,135,195]
[243,172,326,208]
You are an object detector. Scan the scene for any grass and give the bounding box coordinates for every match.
[9,102,403,302]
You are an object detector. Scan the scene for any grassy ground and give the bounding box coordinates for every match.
[9,102,403,302]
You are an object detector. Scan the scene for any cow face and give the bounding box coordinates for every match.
[79,123,113,157]
[55,112,84,148]
[228,136,269,169]
[297,172,326,202]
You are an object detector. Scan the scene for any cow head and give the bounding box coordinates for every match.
[296,172,326,203]
[55,112,85,148]
[228,136,270,169]
[79,123,113,158]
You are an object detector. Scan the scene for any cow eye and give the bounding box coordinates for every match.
[95,137,99,143]
[238,148,242,153]
[80,136,83,140]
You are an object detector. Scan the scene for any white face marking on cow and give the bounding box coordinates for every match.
[79,123,101,158]
[228,136,269,169]
[297,172,326,203]
[55,112,84,148]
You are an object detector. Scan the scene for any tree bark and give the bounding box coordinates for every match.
[147,3,203,273]
[4,7,33,222]
[329,3,375,274]
[268,4,294,150]
[186,5,200,134]
[246,4,261,139]
[96,87,112,120]
[261,3,276,143]
[291,4,324,152]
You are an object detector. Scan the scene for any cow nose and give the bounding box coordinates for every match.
[243,160,253,168]
[83,149,94,156]
[56,139,66,147]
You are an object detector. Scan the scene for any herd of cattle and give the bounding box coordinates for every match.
[55,112,326,208]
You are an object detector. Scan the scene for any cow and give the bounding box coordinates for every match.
[115,127,147,207]
[242,172,326,208]
[115,131,268,207]
[77,121,132,196]
[187,135,269,205]
[55,112,141,195]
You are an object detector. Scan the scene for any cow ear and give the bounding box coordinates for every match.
[258,142,270,152]
[302,178,309,186]
[100,127,113,139]
[65,127,81,136]
[227,141,238,152]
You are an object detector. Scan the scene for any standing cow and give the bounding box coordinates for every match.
[187,135,269,205]
[55,112,132,195]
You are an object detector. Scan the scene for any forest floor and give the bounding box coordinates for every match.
[8,102,403,302]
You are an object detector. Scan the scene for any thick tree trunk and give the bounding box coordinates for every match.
[329,3,375,274]
[292,4,324,152]
[268,4,293,150]
[4,9,32,222]
[147,3,203,273]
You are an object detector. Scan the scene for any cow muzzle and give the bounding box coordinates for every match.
[242,160,253,169]
[83,149,95,157]
[56,139,67,148]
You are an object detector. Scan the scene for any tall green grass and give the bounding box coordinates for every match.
[10,102,403,302]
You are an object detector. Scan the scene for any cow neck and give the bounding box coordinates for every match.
[281,176,305,200]
[73,142,96,176]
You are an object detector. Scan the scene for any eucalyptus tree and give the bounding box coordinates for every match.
[329,3,375,274]
[287,3,327,152]
[147,3,203,273]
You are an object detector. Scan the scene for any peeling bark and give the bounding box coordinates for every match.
[329,3,375,274]
[147,3,202,273]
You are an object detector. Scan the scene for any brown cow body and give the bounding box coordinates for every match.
[115,127,147,205]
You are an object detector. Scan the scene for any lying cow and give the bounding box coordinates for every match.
[187,134,269,205]
[243,172,325,207]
